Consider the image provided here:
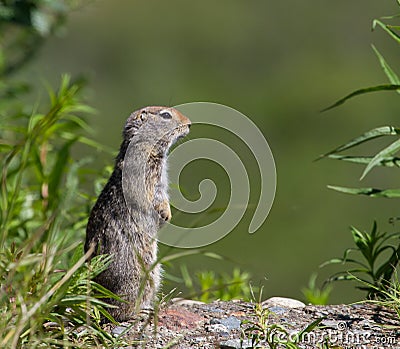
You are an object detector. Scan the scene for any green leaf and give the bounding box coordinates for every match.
[298,317,324,337]
[327,185,400,198]
[330,274,358,282]
[69,243,84,269]
[48,138,76,207]
[32,9,53,36]
[372,45,400,91]
[376,245,400,281]
[372,19,400,44]
[318,126,400,159]
[322,85,400,112]
[327,154,400,167]
[320,256,367,269]
[350,226,366,247]
[203,252,224,260]
[160,249,202,263]
[361,138,400,179]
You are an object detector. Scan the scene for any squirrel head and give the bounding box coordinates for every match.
[123,106,191,156]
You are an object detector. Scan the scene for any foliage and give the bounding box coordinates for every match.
[320,125,400,197]
[0,0,86,77]
[301,273,332,305]
[0,75,130,348]
[319,2,400,305]
[1,75,96,250]
[173,264,255,302]
[0,1,136,346]
[321,3,400,196]
[366,273,400,319]
[241,287,323,349]
[322,2,400,113]
[322,222,400,299]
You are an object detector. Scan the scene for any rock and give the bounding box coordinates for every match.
[211,316,241,331]
[171,298,205,306]
[206,323,229,336]
[262,297,306,308]
[219,338,253,348]
[100,299,398,348]
[320,319,347,330]
[112,326,128,336]
[193,336,208,342]
[158,307,204,331]
[43,322,61,331]
[268,305,288,315]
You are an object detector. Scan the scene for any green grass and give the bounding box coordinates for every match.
[319,1,400,318]
[302,273,332,305]
[0,75,129,348]
[175,265,256,302]
[240,287,325,349]
[322,222,400,299]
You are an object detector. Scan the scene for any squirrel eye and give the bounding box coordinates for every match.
[159,110,172,119]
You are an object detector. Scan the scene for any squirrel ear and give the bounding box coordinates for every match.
[124,111,146,138]
[140,111,147,122]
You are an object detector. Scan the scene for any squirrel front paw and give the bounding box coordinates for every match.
[155,201,172,222]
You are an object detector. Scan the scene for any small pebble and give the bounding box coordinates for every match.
[112,326,128,336]
[269,306,288,315]
[194,336,208,342]
[207,323,229,336]
[171,298,205,306]
[220,338,253,348]
[263,297,306,308]
[43,322,60,330]
[211,316,241,331]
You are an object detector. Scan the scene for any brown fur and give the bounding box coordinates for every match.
[85,106,190,321]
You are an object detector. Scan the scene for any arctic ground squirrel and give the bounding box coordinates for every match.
[85,106,191,321]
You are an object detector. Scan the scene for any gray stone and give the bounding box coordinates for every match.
[321,319,348,330]
[171,297,206,306]
[268,306,288,315]
[210,316,241,331]
[219,316,241,331]
[263,297,306,308]
[112,326,128,336]
[220,338,253,348]
[194,336,208,342]
[207,323,229,337]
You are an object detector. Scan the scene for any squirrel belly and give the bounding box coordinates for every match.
[85,106,190,322]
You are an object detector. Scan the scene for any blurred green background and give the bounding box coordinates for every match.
[18,0,400,303]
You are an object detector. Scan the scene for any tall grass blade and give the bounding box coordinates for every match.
[372,45,400,93]
[327,154,400,167]
[327,185,400,198]
[373,19,400,44]
[361,138,400,179]
[322,84,400,112]
[318,126,400,159]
